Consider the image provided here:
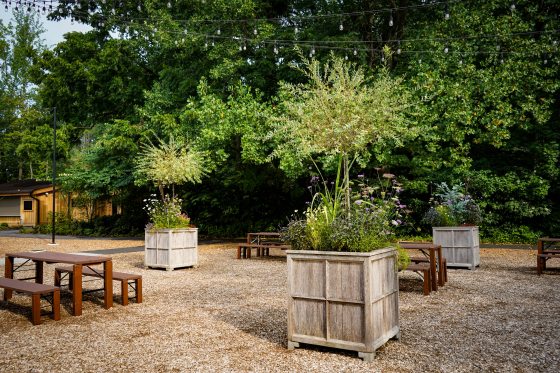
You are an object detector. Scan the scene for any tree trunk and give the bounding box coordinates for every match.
[343,153,351,216]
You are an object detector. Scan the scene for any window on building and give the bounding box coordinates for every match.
[23,200,33,211]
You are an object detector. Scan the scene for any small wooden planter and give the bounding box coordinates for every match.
[286,248,400,362]
[145,228,198,271]
[433,226,480,270]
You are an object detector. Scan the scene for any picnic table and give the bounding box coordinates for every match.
[4,251,113,316]
[399,242,446,291]
[237,232,290,258]
[536,237,560,275]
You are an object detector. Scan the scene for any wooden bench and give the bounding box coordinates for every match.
[399,262,432,295]
[410,256,448,285]
[54,267,142,306]
[237,243,291,259]
[0,278,61,325]
[536,238,560,275]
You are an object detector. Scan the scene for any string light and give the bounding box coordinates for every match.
[397,41,401,54]
[339,20,343,31]
[445,4,450,20]
[216,28,221,35]
[389,10,393,27]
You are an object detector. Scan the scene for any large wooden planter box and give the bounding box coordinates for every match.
[433,226,480,270]
[286,248,400,362]
[145,228,198,270]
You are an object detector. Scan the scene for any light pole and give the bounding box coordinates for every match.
[50,107,57,245]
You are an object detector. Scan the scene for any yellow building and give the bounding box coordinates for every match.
[0,180,113,227]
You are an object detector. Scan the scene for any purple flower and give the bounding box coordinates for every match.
[358,174,364,178]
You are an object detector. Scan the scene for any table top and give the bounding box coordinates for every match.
[6,251,111,265]
[248,232,281,237]
[539,237,560,242]
[399,242,441,249]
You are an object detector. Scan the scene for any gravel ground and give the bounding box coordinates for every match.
[0,234,559,372]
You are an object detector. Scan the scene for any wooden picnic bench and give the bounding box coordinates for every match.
[0,277,61,325]
[237,243,291,259]
[237,232,291,259]
[54,266,142,306]
[399,262,432,295]
[536,237,560,275]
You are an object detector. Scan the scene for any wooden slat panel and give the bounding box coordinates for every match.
[292,299,326,339]
[290,259,325,298]
[328,302,364,343]
[327,261,364,302]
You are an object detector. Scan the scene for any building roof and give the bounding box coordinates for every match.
[0,180,53,196]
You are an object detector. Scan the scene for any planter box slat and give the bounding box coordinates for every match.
[287,248,400,361]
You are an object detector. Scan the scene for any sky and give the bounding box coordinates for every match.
[1,8,92,49]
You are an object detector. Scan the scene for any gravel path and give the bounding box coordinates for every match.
[0,235,559,372]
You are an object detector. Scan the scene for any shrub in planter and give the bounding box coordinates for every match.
[422,183,482,269]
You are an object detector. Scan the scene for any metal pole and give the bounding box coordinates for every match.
[51,107,56,245]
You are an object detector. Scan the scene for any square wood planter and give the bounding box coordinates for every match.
[145,228,198,271]
[286,248,400,362]
[432,226,480,270]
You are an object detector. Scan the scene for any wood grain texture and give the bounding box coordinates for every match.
[433,227,480,269]
[145,228,198,270]
[287,248,400,360]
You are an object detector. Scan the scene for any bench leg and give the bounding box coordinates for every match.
[31,293,41,325]
[121,280,129,306]
[247,247,251,259]
[53,290,61,321]
[423,269,431,296]
[237,246,242,259]
[537,256,544,275]
[136,278,142,304]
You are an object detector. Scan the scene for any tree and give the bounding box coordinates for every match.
[274,51,411,211]
[134,136,205,199]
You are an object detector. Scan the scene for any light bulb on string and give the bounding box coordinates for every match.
[294,26,299,34]
[243,43,247,51]
[444,46,449,54]
[339,21,343,31]
[345,54,348,60]
[273,42,278,54]
[353,48,358,56]
[253,27,258,35]
[445,4,450,20]
[216,28,221,35]
[311,46,315,56]
[389,11,393,27]
[137,4,141,11]
[211,38,215,47]
[397,41,401,55]
[510,3,515,11]
[167,1,172,9]
[500,53,504,64]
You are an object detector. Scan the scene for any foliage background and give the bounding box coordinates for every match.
[0,0,558,242]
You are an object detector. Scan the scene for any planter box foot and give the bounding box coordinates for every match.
[287,341,299,350]
[391,331,401,341]
[358,352,375,362]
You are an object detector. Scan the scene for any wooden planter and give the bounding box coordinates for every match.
[286,248,400,362]
[145,228,198,270]
[432,226,480,270]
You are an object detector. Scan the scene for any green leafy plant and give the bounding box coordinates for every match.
[135,136,205,229]
[143,194,191,230]
[281,160,409,267]
[422,183,482,227]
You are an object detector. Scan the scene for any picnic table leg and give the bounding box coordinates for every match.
[537,239,544,274]
[104,260,113,309]
[237,246,242,259]
[34,260,44,284]
[72,264,83,316]
[3,256,14,300]
[429,248,438,291]
[436,246,445,286]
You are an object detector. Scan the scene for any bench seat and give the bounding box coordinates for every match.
[0,277,60,325]
[55,266,142,306]
[237,243,291,259]
[399,262,432,295]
